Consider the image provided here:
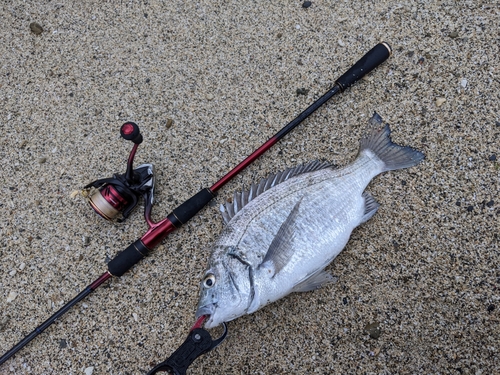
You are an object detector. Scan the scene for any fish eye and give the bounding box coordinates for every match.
[203,274,216,288]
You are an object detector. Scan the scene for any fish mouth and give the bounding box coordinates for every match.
[195,304,215,319]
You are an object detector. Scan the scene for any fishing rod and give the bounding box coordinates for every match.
[0,42,392,369]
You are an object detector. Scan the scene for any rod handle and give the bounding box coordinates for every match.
[168,188,215,226]
[108,239,150,276]
[335,42,392,91]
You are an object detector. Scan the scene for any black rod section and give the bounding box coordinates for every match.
[274,85,341,141]
[0,272,111,366]
[275,42,392,141]
[0,288,92,365]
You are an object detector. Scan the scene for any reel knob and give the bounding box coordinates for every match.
[120,122,143,144]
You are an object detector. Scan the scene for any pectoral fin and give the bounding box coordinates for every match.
[292,269,338,293]
[259,197,303,276]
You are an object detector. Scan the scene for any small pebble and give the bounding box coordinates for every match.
[0,316,10,332]
[70,190,80,199]
[449,31,459,38]
[364,322,381,339]
[460,78,468,88]
[486,200,494,208]
[487,304,495,312]
[205,93,214,101]
[467,205,474,212]
[166,118,173,129]
[489,154,496,161]
[9,270,16,277]
[38,157,47,164]
[19,262,26,271]
[30,22,43,35]
[302,1,312,8]
[296,88,309,96]
[338,39,345,47]
[6,291,18,303]
[133,313,138,322]
[435,98,446,107]
[84,367,94,375]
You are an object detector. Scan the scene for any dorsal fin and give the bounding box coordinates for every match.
[220,160,331,224]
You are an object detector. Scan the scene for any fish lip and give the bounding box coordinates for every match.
[195,304,215,319]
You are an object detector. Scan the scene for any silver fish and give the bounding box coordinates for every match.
[196,113,424,329]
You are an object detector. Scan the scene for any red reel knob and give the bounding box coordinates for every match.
[120,122,143,144]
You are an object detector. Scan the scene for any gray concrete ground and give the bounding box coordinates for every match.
[0,1,498,374]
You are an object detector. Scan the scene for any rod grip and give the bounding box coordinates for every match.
[169,188,215,227]
[108,239,150,276]
[335,42,392,91]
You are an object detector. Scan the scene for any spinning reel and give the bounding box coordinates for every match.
[84,122,155,222]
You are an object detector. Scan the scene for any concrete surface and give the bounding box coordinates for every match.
[0,1,498,374]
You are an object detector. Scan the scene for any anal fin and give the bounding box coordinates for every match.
[361,192,379,224]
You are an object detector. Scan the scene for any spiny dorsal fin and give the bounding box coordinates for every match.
[220,160,331,224]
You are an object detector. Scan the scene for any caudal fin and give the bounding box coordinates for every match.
[360,112,425,172]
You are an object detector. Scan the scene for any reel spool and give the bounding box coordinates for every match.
[84,122,155,222]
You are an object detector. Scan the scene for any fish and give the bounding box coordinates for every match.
[196,112,424,329]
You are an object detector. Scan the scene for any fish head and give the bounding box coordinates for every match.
[196,247,252,329]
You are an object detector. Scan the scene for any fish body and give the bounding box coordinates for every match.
[196,113,424,329]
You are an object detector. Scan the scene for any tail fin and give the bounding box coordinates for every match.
[360,112,425,172]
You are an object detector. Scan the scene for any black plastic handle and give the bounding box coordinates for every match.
[335,42,392,91]
[146,324,228,375]
[120,122,143,144]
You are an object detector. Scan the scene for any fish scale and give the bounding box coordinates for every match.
[197,113,424,329]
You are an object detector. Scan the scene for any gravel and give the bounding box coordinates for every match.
[0,1,498,374]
